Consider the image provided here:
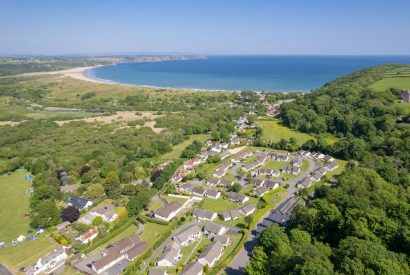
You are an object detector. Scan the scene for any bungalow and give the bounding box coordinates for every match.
[192,187,206,197]
[266,197,306,226]
[76,227,98,244]
[199,151,210,160]
[32,246,68,275]
[193,208,217,221]
[213,163,232,178]
[183,159,201,171]
[230,135,240,145]
[198,241,224,267]
[239,203,256,216]
[325,161,339,171]
[173,224,202,246]
[323,155,335,162]
[264,180,279,190]
[220,209,240,222]
[180,262,203,275]
[171,173,182,184]
[219,142,229,149]
[291,157,303,168]
[157,242,181,267]
[254,186,269,197]
[92,233,147,274]
[66,196,93,210]
[219,179,234,188]
[90,205,118,223]
[257,169,277,176]
[231,150,253,163]
[154,201,183,222]
[219,151,232,160]
[210,146,222,154]
[297,178,312,189]
[207,177,220,186]
[310,171,322,182]
[317,167,327,176]
[203,222,227,236]
[178,182,196,193]
[227,192,249,204]
[297,150,310,157]
[268,152,278,159]
[204,189,221,199]
[213,235,230,246]
[149,269,168,275]
[283,166,300,175]
[310,152,325,160]
[250,178,265,187]
[276,154,289,162]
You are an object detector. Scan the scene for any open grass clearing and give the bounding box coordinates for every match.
[0,170,32,244]
[140,222,171,246]
[160,134,210,160]
[257,119,314,145]
[370,76,410,91]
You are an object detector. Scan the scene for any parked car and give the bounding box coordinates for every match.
[0,242,6,249]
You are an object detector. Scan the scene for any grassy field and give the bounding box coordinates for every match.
[0,170,32,244]
[261,159,289,171]
[370,77,410,92]
[140,222,170,246]
[198,197,238,213]
[160,134,210,160]
[257,119,339,145]
[0,234,58,273]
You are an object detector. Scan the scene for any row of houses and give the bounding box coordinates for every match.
[73,233,148,274]
[297,150,335,162]
[220,203,256,222]
[213,162,232,178]
[178,184,221,199]
[250,179,280,197]
[297,161,338,188]
[255,197,305,234]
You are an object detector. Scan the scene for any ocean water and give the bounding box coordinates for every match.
[87,55,410,92]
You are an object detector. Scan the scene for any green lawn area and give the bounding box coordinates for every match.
[160,134,210,160]
[198,197,238,213]
[257,119,314,145]
[162,195,187,205]
[0,170,32,244]
[140,222,170,246]
[261,159,288,171]
[0,234,58,273]
[263,188,287,206]
[370,76,410,92]
[325,159,347,179]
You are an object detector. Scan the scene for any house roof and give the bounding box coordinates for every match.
[40,246,66,266]
[155,201,182,219]
[174,224,201,244]
[203,222,225,235]
[67,196,91,209]
[158,242,180,263]
[149,269,167,275]
[192,187,206,196]
[79,227,98,241]
[108,233,143,254]
[213,235,229,245]
[298,178,311,188]
[180,262,203,275]
[255,186,269,196]
[227,191,248,202]
[199,240,224,264]
[207,177,220,185]
[193,208,215,220]
[204,189,220,198]
[251,178,264,186]
[265,180,278,189]
[126,241,148,260]
[219,179,233,187]
[240,203,256,214]
[93,247,122,271]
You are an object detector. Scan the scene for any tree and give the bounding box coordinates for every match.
[30,200,60,228]
[87,183,104,198]
[245,246,268,275]
[228,183,242,192]
[126,189,152,216]
[61,206,80,223]
[104,171,121,199]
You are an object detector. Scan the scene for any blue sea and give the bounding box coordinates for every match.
[87,56,410,92]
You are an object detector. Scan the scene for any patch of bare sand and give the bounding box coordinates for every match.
[55,111,164,133]
[0,120,26,126]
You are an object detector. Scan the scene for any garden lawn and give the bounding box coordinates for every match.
[0,170,32,244]
[160,134,210,160]
[198,197,238,213]
[140,222,170,246]
[0,234,58,273]
[257,119,314,145]
[261,159,288,171]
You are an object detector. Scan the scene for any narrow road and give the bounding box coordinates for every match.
[224,157,318,275]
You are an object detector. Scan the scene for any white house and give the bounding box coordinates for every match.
[157,242,181,267]
[198,241,224,267]
[76,227,99,244]
[173,224,202,246]
[32,246,68,275]
[154,201,183,222]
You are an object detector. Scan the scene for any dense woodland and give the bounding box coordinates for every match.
[246,65,410,274]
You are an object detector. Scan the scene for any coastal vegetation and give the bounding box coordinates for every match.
[246,64,410,274]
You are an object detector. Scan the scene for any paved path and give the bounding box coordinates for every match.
[224,156,319,275]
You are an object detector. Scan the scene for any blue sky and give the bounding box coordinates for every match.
[1,0,409,55]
